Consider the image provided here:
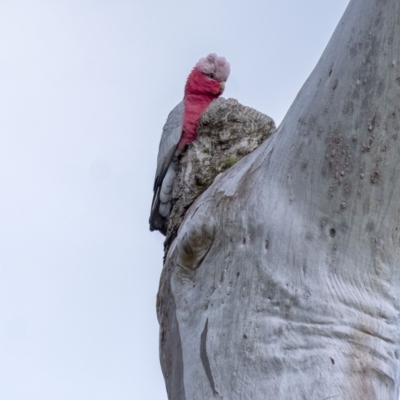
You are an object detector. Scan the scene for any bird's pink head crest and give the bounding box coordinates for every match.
[195,53,230,82]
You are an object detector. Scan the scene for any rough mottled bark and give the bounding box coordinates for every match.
[164,98,275,255]
[158,0,400,399]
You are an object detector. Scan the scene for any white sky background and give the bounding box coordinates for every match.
[0,1,350,399]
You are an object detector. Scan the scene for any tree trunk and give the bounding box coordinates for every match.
[157,0,400,398]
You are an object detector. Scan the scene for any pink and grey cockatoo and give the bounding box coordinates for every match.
[149,53,230,234]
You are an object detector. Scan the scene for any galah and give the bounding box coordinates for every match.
[149,53,230,234]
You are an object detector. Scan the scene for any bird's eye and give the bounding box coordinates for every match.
[208,73,216,79]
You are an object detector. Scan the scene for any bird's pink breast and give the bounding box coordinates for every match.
[178,68,222,149]
[178,95,214,149]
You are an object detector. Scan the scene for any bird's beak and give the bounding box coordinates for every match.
[219,81,225,93]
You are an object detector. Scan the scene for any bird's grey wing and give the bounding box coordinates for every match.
[149,101,184,232]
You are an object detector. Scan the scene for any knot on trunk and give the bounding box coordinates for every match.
[164,98,275,257]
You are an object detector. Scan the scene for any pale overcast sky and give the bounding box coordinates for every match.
[0,1,349,399]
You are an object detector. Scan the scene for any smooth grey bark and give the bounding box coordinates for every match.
[158,0,400,399]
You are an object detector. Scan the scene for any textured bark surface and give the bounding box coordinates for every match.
[164,98,275,255]
[158,1,400,399]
